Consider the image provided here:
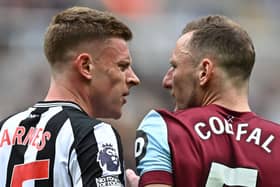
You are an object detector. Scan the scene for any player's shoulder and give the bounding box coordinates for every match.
[252,115,280,130]
[141,109,164,121]
[61,105,119,147]
[156,105,214,121]
[35,101,105,133]
[0,107,35,129]
[138,107,210,131]
[252,114,279,125]
[138,109,167,129]
[61,104,102,128]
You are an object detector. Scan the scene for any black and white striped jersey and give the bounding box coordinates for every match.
[0,101,125,187]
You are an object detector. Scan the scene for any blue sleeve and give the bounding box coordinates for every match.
[135,110,172,176]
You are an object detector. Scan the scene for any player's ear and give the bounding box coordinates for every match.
[74,53,94,80]
[198,58,214,86]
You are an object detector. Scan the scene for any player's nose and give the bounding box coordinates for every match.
[162,68,173,89]
[127,67,140,88]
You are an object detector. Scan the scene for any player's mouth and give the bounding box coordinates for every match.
[122,98,127,105]
[170,90,175,97]
[122,92,129,104]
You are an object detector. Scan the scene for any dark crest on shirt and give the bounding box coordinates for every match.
[97,143,120,172]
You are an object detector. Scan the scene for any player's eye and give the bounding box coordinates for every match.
[119,64,129,71]
[170,63,176,69]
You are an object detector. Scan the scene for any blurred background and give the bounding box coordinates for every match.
[0,0,279,170]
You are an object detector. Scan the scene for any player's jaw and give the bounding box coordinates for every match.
[110,90,129,119]
[121,91,129,105]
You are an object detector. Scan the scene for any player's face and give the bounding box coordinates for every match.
[90,38,140,119]
[162,32,200,111]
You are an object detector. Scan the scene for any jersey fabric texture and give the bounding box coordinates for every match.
[135,104,280,187]
[0,101,125,187]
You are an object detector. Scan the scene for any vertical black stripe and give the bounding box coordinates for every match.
[35,110,68,187]
[68,144,75,187]
[112,127,125,185]
[0,121,4,131]
[6,107,48,187]
[69,114,101,187]
[76,122,100,187]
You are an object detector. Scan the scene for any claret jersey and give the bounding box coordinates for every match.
[0,101,125,187]
[135,104,280,187]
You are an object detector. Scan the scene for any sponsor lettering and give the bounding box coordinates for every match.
[96,176,122,187]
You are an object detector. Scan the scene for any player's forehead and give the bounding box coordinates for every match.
[105,38,129,49]
[99,38,132,62]
[177,31,194,52]
[171,32,194,62]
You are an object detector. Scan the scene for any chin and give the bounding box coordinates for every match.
[108,110,122,120]
[112,113,122,120]
[95,110,122,120]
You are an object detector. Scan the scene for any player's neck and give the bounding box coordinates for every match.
[44,79,95,117]
[202,78,251,112]
[210,90,251,112]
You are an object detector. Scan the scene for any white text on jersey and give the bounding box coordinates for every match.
[194,116,275,153]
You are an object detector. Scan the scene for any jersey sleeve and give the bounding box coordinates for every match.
[135,110,173,186]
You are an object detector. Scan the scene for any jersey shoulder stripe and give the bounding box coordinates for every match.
[136,110,172,175]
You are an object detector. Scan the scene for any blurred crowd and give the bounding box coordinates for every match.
[0,0,279,169]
